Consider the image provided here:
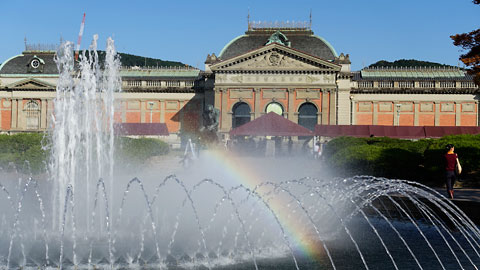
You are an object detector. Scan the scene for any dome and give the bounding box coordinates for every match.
[219,29,338,61]
[0,52,58,75]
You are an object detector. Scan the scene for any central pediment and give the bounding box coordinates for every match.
[211,43,341,72]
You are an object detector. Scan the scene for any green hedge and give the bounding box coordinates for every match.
[0,134,170,174]
[114,137,170,165]
[0,133,48,174]
[324,135,480,186]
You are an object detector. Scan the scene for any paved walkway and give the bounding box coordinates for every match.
[434,188,480,202]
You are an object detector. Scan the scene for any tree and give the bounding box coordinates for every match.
[450,0,480,85]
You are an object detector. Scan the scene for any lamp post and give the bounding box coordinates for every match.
[395,103,401,126]
[148,101,155,123]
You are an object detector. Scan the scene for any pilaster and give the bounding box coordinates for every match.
[413,101,419,126]
[329,89,336,125]
[140,100,146,123]
[220,88,229,131]
[321,90,328,125]
[287,88,295,122]
[160,100,165,123]
[11,99,17,129]
[434,102,440,126]
[455,102,461,126]
[41,99,47,129]
[254,88,261,119]
[372,101,378,125]
[351,99,356,125]
[393,101,398,126]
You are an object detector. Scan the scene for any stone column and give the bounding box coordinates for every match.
[254,88,261,120]
[351,99,356,125]
[287,88,295,122]
[455,102,461,126]
[329,89,336,125]
[140,100,146,123]
[321,90,329,125]
[160,100,165,123]
[11,99,18,129]
[41,99,47,129]
[372,101,378,125]
[413,101,419,126]
[434,102,440,126]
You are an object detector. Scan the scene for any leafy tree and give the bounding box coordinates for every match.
[368,59,453,68]
[450,0,480,85]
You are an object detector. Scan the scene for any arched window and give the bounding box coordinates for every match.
[265,102,284,115]
[232,102,251,128]
[298,103,318,131]
[24,100,40,130]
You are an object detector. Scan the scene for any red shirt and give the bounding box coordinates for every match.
[445,153,458,171]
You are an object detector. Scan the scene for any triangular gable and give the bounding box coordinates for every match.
[6,78,56,89]
[211,43,341,72]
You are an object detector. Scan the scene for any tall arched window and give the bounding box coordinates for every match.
[232,102,251,128]
[265,102,284,115]
[298,103,318,131]
[24,100,40,130]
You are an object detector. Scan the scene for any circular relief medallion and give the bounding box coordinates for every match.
[31,59,40,69]
[268,53,281,66]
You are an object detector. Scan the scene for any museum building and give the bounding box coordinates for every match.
[0,22,478,138]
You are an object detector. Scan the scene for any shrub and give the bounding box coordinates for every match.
[324,135,480,187]
[0,133,48,174]
[115,137,169,165]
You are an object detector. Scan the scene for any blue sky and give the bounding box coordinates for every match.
[0,0,478,70]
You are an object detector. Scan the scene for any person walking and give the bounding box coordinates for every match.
[444,144,461,200]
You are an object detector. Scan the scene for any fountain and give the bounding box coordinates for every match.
[0,37,480,269]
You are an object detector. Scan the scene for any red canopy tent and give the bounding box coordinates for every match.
[114,123,169,136]
[229,112,313,137]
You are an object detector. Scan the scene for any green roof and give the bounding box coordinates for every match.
[119,68,200,78]
[361,68,465,79]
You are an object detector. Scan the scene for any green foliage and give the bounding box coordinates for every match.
[0,133,48,174]
[324,135,480,186]
[368,59,455,68]
[95,51,186,67]
[115,137,170,165]
[0,134,170,174]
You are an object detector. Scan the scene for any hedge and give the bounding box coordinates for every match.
[0,133,47,174]
[0,134,169,174]
[114,137,170,166]
[324,135,480,187]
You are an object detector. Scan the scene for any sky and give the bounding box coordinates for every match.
[0,0,478,71]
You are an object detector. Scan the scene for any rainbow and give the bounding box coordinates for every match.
[200,149,325,260]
